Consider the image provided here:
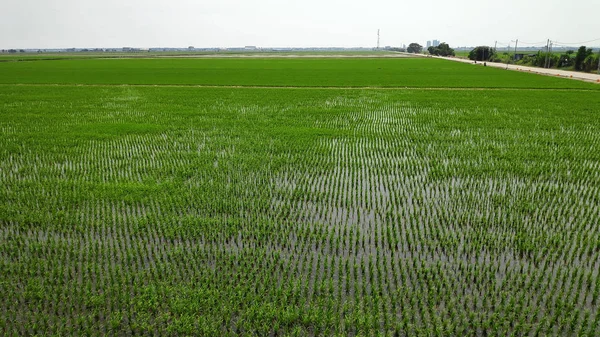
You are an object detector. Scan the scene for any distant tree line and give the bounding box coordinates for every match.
[405,42,455,56]
[2,49,25,53]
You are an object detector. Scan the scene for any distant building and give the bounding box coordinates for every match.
[244,46,258,50]
[433,40,440,47]
[426,41,432,48]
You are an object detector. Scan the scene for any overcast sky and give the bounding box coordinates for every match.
[2,0,599,49]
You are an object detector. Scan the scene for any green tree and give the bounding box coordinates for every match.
[468,46,494,61]
[574,46,593,71]
[583,54,599,72]
[427,42,455,56]
[407,43,423,54]
[557,53,574,68]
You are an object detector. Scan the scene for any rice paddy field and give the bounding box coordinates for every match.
[1,57,600,336]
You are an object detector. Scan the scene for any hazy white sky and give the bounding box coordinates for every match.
[2,0,599,49]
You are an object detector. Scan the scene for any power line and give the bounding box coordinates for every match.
[518,40,548,45]
[495,38,600,48]
[553,38,600,45]
[552,43,585,49]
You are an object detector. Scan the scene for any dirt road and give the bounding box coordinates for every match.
[435,56,600,84]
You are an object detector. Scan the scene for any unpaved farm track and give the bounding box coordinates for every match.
[436,56,600,84]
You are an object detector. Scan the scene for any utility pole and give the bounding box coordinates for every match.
[506,42,511,69]
[377,29,380,50]
[547,42,553,68]
[544,39,550,68]
[513,39,518,63]
[487,41,497,62]
[597,48,600,74]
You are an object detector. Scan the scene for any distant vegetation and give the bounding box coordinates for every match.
[468,46,495,61]
[427,42,455,56]
[468,45,600,72]
[406,43,423,54]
